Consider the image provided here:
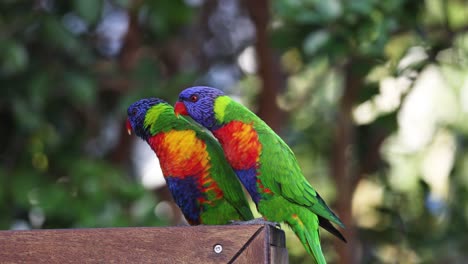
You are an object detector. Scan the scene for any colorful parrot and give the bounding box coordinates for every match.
[174,87,345,264]
[126,98,254,225]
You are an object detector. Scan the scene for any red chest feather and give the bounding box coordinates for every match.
[213,121,261,170]
[148,131,209,178]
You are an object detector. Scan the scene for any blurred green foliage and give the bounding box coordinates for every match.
[1,0,468,263]
[269,0,468,263]
[0,0,194,230]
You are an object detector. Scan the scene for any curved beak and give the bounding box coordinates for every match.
[174,101,188,118]
[125,119,132,135]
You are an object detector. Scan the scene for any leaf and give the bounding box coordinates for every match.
[42,16,80,53]
[303,30,330,56]
[64,72,97,106]
[0,40,28,76]
[73,0,102,25]
[12,98,41,131]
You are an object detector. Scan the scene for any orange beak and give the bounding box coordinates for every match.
[174,101,188,118]
[125,119,132,135]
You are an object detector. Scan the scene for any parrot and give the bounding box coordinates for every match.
[126,97,254,225]
[174,86,346,264]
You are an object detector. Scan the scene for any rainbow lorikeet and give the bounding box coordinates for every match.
[174,87,345,264]
[126,98,254,225]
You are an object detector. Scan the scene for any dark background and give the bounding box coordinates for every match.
[1,0,468,263]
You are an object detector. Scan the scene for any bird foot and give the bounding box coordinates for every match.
[229,218,281,228]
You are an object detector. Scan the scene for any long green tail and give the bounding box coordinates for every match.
[288,212,326,264]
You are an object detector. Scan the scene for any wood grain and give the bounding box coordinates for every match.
[0,224,288,263]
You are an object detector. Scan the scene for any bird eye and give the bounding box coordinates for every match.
[131,108,138,116]
[190,94,198,102]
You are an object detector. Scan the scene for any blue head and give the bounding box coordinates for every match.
[126,98,166,140]
[175,86,225,129]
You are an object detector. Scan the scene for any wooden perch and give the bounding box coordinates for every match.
[0,224,288,263]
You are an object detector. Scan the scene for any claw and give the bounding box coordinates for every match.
[229,218,281,228]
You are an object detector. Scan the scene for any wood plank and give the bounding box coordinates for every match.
[230,226,266,263]
[267,225,289,264]
[229,225,289,264]
[0,225,261,263]
[270,247,289,264]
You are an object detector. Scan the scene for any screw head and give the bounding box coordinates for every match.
[213,244,223,254]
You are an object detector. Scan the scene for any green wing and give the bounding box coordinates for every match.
[193,123,254,221]
[258,127,344,227]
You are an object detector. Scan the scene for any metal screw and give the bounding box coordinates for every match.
[213,244,223,254]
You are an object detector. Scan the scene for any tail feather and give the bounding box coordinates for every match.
[238,204,254,220]
[305,230,326,264]
[315,192,345,228]
[289,213,326,264]
[318,216,347,243]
